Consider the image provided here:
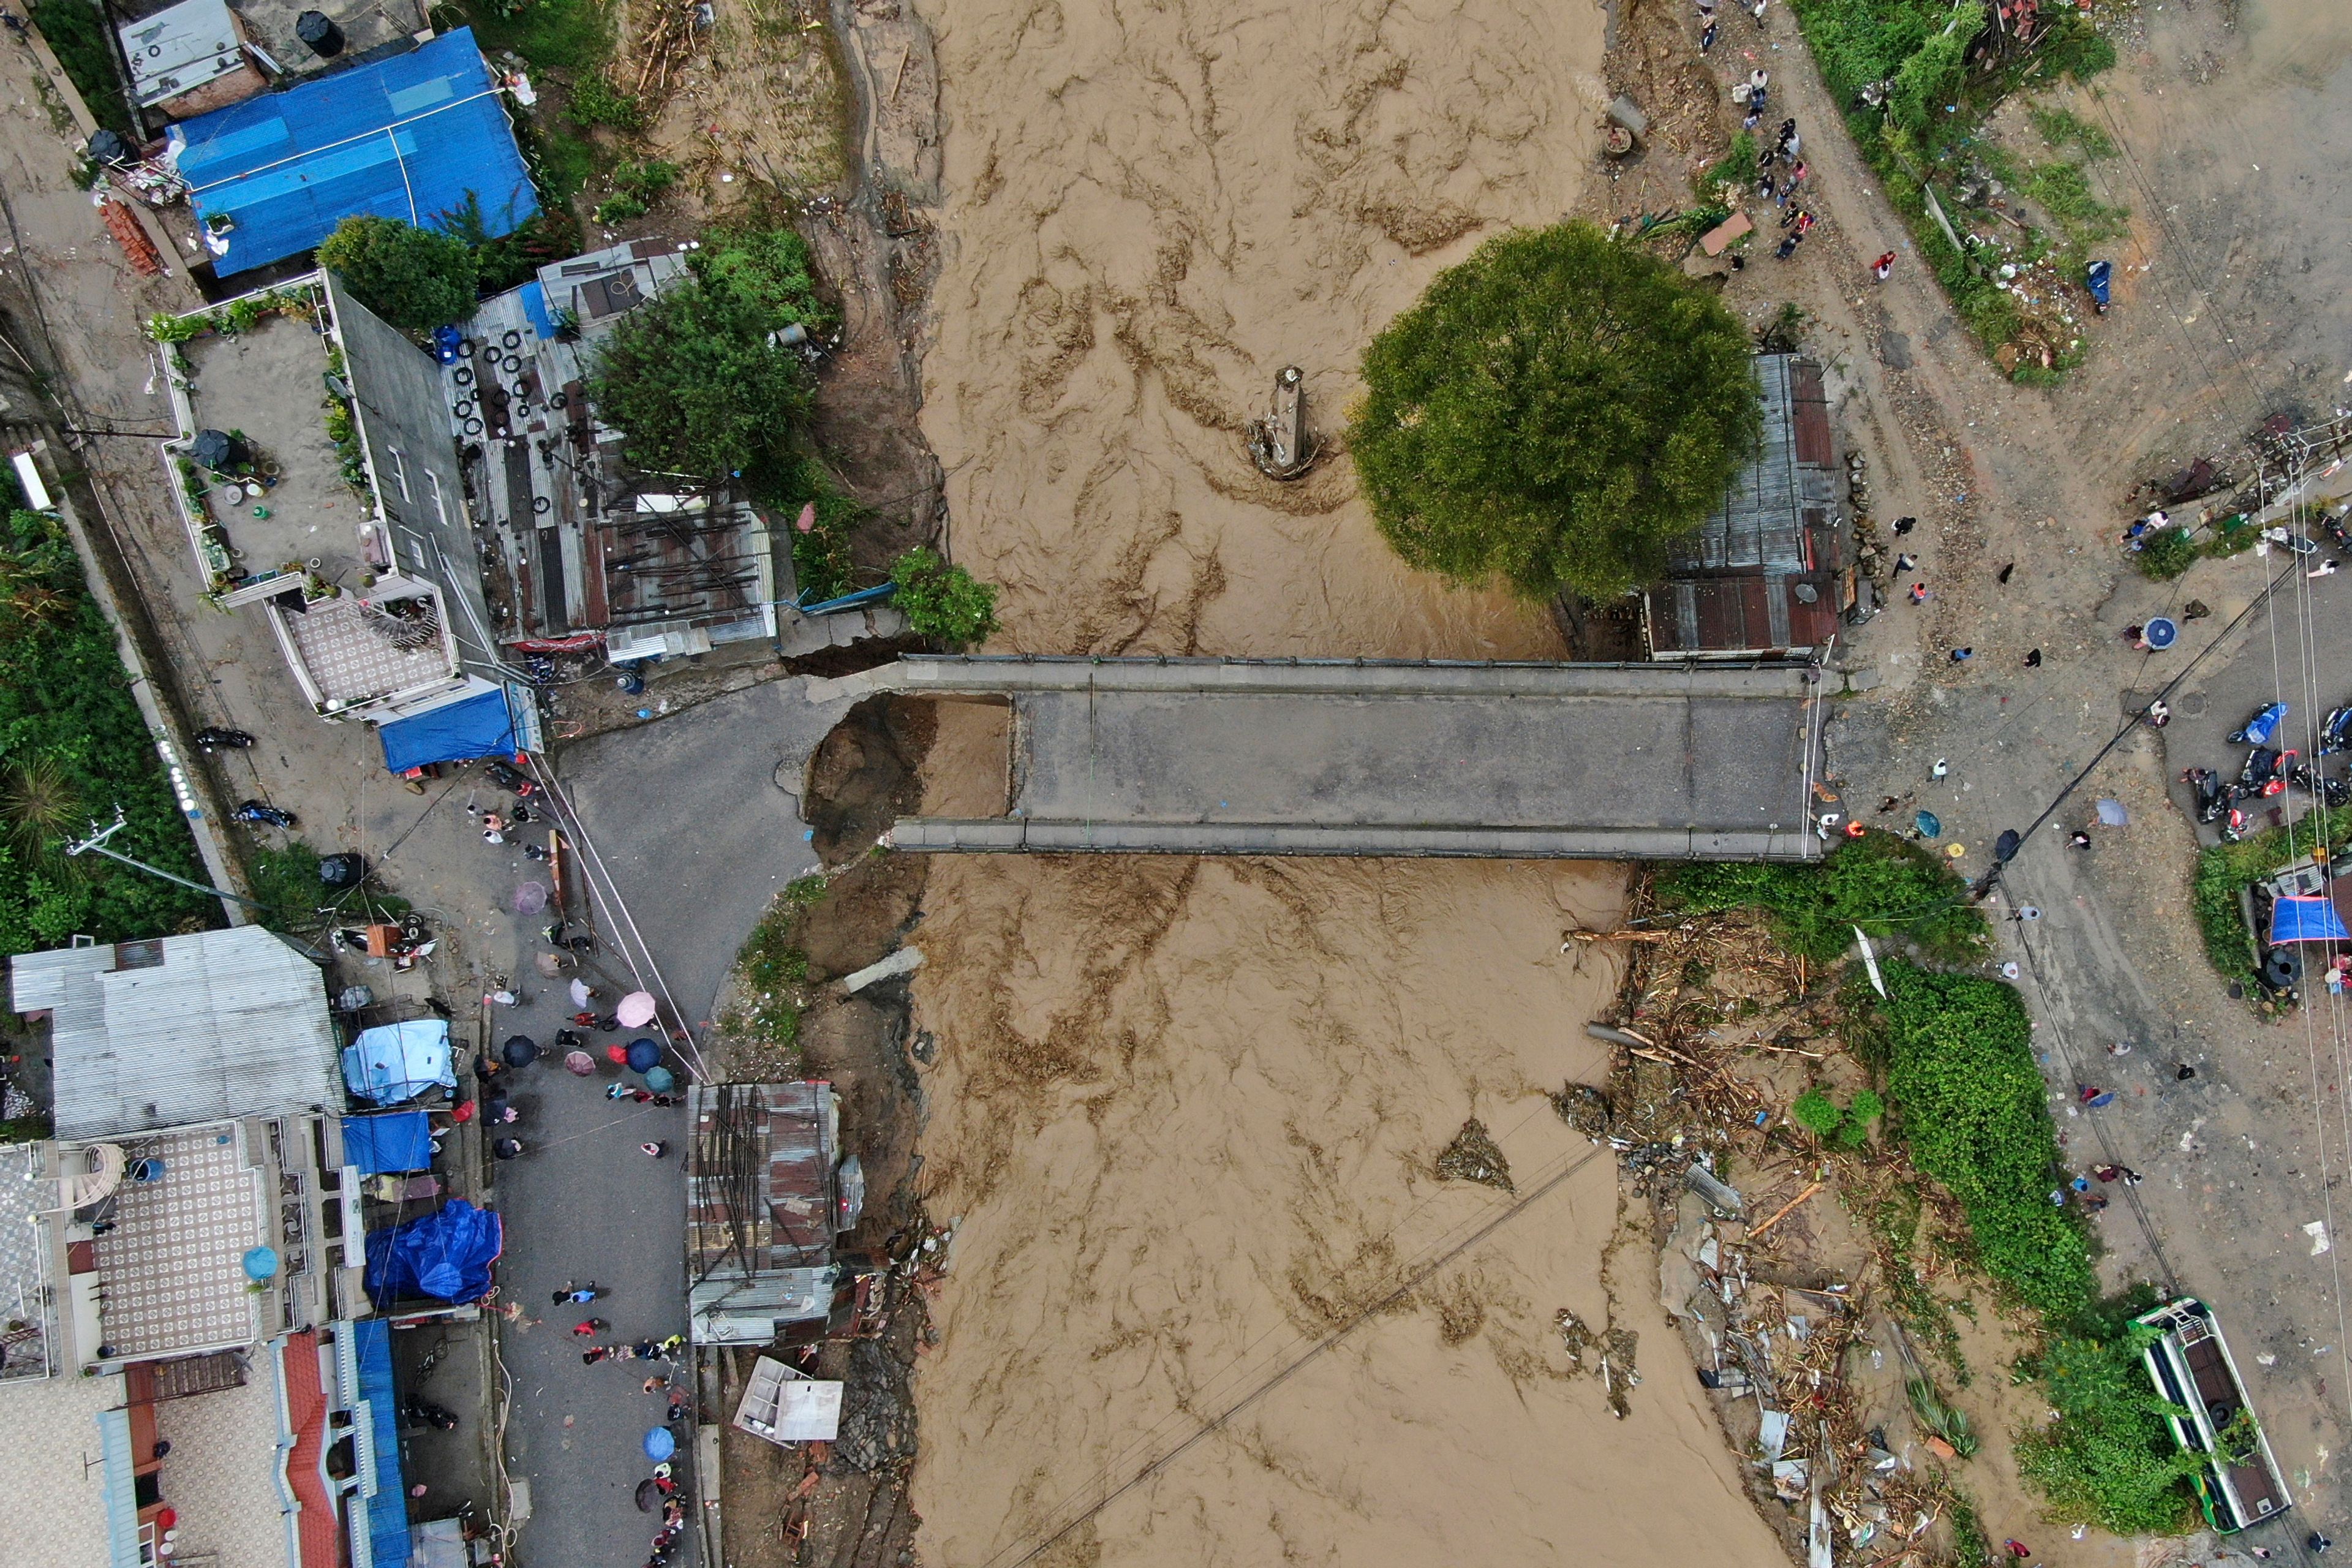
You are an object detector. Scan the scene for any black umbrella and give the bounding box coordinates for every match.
[635,1478,662,1512]
[501,1035,539,1068]
[1993,829,2022,864]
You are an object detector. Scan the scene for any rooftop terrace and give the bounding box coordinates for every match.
[83,1123,266,1362]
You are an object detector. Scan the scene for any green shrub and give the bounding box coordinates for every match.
[1877,962,2095,1319]
[318,216,481,331]
[1791,1087,1845,1139]
[2013,1325,2203,1533]
[2135,527,2199,581]
[567,70,643,131]
[614,159,679,199]
[890,547,999,646]
[1888,7,1984,138]
[1697,131,1758,197]
[2188,819,2343,989]
[1838,1087,1885,1149]
[593,193,647,225]
[1658,833,1989,965]
[2023,160,2128,260]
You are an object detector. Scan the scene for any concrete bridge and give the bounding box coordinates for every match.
[808,657,1833,861]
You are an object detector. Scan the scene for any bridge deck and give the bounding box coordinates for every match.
[815,658,1829,861]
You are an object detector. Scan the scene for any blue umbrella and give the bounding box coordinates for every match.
[625,1038,662,1072]
[1913,810,1942,839]
[643,1427,676,1461]
[2144,617,2177,650]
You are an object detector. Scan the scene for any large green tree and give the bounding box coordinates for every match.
[585,227,830,499]
[1349,222,1762,600]
[318,215,480,331]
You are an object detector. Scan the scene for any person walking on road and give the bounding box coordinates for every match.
[573,1317,609,1336]
[1873,251,1896,281]
[639,1141,669,1159]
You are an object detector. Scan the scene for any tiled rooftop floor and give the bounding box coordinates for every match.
[89,1127,262,1359]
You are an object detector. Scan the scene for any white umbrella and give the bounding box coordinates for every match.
[616,990,658,1028]
[2095,799,2130,827]
[570,978,596,1008]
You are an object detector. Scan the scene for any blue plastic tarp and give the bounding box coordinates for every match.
[342,1110,435,1174]
[352,1319,412,1568]
[2271,894,2350,946]
[342,1020,454,1105]
[172,29,536,277]
[379,685,518,772]
[364,1197,502,1304]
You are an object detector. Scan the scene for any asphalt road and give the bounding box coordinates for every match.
[496,679,850,1568]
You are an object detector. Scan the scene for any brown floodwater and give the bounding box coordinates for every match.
[899,0,1793,1562]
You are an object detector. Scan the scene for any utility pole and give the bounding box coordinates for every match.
[67,807,268,913]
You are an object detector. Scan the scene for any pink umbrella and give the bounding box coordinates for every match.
[616,990,658,1028]
[564,1050,596,1076]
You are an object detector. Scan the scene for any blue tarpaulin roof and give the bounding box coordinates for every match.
[353,1319,412,1568]
[171,29,535,278]
[378,685,518,772]
[342,1110,435,1174]
[2271,894,2350,945]
[364,1197,502,1304]
[342,1019,455,1104]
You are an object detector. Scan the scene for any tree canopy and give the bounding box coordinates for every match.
[1349,222,1762,600]
[585,226,830,499]
[317,216,480,331]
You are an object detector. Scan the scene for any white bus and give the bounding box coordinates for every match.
[2136,1297,2291,1534]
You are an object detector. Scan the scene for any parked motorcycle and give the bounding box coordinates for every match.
[483,758,538,797]
[2322,704,2352,756]
[2290,761,2352,810]
[231,801,296,827]
[2237,746,2293,799]
[2230,702,2289,746]
[192,726,255,753]
[2222,805,2250,843]
[399,1396,459,1432]
[2184,767,2227,824]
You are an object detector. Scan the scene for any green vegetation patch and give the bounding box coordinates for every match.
[2188,819,2346,990]
[462,0,614,73]
[2013,1299,2206,1535]
[318,216,481,331]
[1659,833,1989,965]
[0,508,213,953]
[889,547,998,646]
[1876,962,2094,1320]
[31,0,132,135]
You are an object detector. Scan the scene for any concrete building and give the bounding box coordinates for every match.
[450,241,783,661]
[117,0,269,120]
[685,1080,845,1346]
[13,926,343,1140]
[0,929,440,1568]
[156,275,529,749]
[1641,354,1850,660]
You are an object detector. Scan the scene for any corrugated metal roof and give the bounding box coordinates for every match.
[170,28,536,277]
[118,0,243,110]
[9,944,115,1016]
[32,927,342,1139]
[1670,353,1819,574]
